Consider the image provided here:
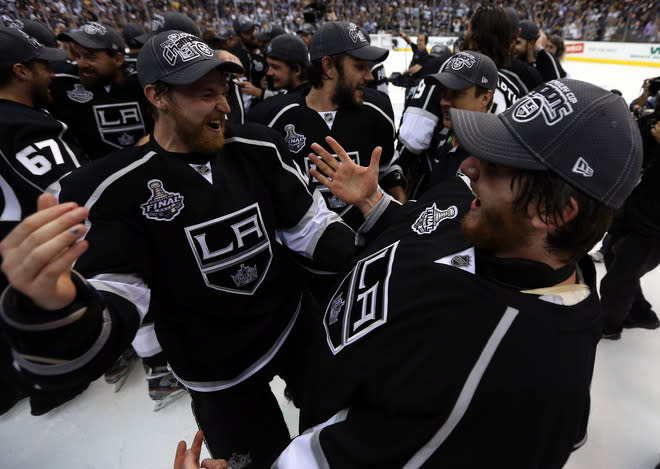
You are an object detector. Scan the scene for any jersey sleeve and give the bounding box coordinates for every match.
[398,81,444,154]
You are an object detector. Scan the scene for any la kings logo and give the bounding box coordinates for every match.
[445,52,476,71]
[93,101,146,149]
[324,242,398,354]
[283,124,306,154]
[411,203,458,235]
[140,179,185,221]
[184,203,272,295]
[347,23,368,45]
[512,80,577,126]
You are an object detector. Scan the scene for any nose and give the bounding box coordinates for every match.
[440,94,451,106]
[365,70,374,82]
[459,156,480,180]
[216,95,231,114]
[77,57,88,68]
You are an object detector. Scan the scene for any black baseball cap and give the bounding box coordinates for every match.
[267,34,309,65]
[298,23,316,35]
[519,20,540,40]
[451,79,642,209]
[429,44,451,58]
[7,18,57,47]
[504,7,520,32]
[137,30,245,87]
[0,26,66,68]
[57,22,125,52]
[214,27,235,41]
[257,25,286,42]
[122,22,145,48]
[425,51,498,91]
[136,12,201,45]
[310,21,388,62]
[233,16,256,33]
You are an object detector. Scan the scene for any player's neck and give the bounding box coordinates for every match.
[0,87,33,107]
[306,85,338,112]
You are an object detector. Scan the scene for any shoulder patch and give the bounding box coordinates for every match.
[67,84,94,103]
[140,179,185,221]
[324,241,398,354]
[283,124,306,154]
[411,203,458,235]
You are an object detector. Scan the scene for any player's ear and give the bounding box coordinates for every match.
[113,51,125,68]
[481,89,493,110]
[12,63,30,80]
[321,56,336,80]
[144,84,168,111]
[531,197,579,231]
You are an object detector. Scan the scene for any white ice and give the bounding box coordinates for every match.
[1,59,659,469]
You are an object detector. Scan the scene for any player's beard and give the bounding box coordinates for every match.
[32,81,53,108]
[170,105,225,155]
[460,200,534,255]
[332,74,362,109]
[79,68,113,88]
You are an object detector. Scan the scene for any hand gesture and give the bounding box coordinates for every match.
[309,136,383,217]
[0,193,89,310]
[174,430,228,469]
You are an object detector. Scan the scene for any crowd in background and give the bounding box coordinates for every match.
[2,0,659,43]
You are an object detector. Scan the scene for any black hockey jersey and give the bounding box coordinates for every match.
[0,123,358,393]
[48,72,150,159]
[246,87,398,217]
[0,99,86,237]
[276,178,600,468]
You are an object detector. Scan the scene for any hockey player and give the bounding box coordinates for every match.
[231,16,267,111]
[513,20,567,82]
[0,30,371,468]
[176,79,643,468]
[397,51,497,198]
[264,34,310,93]
[49,22,150,159]
[0,27,87,416]
[247,21,406,214]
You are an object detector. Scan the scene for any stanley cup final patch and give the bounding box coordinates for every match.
[411,203,458,235]
[283,124,306,154]
[140,179,185,221]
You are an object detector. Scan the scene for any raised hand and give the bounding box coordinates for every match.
[309,136,383,216]
[0,193,89,310]
[174,430,228,469]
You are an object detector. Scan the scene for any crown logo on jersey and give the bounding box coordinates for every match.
[67,83,94,103]
[228,452,252,469]
[451,255,472,268]
[329,294,345,325]
[447,52,476,71]
[572,156,594,177]
[231,264,258,287]
[140,179,185,221]
[411,203,458,235]
[512,80,577,126]
[284,124,306,154]
[118,132,135,146]
[160,32,214,67]
[347,23,367,44]
[80,22,107,35]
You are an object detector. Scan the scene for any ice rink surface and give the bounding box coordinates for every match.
[1,58,659,469]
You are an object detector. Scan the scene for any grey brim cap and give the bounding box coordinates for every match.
[310,21,388,62]
[35,47,67,62]
[347,44,389,62]
[426,72,473,90]
[451,79,643,208]
[137,30,244,87]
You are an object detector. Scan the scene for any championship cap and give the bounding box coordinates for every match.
[429,44,451,58]
[451,79,643,208]
[137,30,245,87]
[233,16,256,33]
[7,18,57,47]
[266,34,309,65]
[298,23,316,35]
[57,22,125,52]
[214,26,235,41]
[136,12,201,45]
[519,20,540,40]
[0,26,66,68]
[256,25,286,42]
[425,51,498,91]
[310,21,388,62]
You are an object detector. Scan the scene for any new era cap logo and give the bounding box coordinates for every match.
[80,22,107,35]
[512,80,577,126]
[481,76,489,84]
[160,32,214,67]
[447,52,476,71]
[572,157,594,177]
[347,23,367,44]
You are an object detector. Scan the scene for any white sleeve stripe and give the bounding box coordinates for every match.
[88,273,150,321]
[0,304,86,332]
[224,135,309,188]
[0,172,21,221]
[267,103,301,128]
[423,83,438,110]
[273,409,349,469]
[11,309,112,376]
[277,190,349,259]
[402,307,520,469]
[363,101,396,134]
